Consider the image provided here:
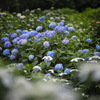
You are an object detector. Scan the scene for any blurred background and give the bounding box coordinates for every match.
[0,0,100,12]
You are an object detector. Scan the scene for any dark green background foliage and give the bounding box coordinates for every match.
[0,0,100,12]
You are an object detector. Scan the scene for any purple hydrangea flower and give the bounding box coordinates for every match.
[49,22,56,28]
[43,41,50,48]
[54,63,63,70]
[28,55,34,60]
[3,49,10,55]
[86,38,92,43]
[64,31,70,35]
[64,68,72,75]
[62,39,69,45]
[4,41,11,48]
[47,51,55,57]
[36,26,43,31]
[19,34,30,39]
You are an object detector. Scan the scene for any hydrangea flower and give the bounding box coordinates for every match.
[17,39,27,45]
[64,31,70,35]
[28,55,34,60]
[42,56,53,62]
[33,66,41,71]
[58,22,64,26]
[49,22,56,28]
[12,37,20,44]
[0,47,2,51]
[4,41,11,48]
[10,33,17,39]
[10,55,16,60]
[1,37,9,42]
[71,36,77,40]
[62,39,69,45]
[82,49,89,53]
[3,49,10,55]
[46,30,55,38]
[43,41,50,48]
[19,34,30,39]
[68,27,75,32]
[47,51,55,57]
[65,25,68,30]
[29,31,38,36]
[86,38,92,43]
[64,68,72,75]
[38,16,45,22]
[54,26,65,33]
[96,45,100,51]
[54,63,63,70]
[94,52,100,56]
[45,73,51,76]
[17,63,24,69]
[11,49,18,55]
[36,26,43,31]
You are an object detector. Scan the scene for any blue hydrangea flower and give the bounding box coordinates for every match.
[64,68,72,75]
[62,39,69,45]
[10,55,16,60]
[4,41,11,48]
[54,63,63,70]
[64,31,70,35]
[47,51,55,57]
[3,49,10,55]
[36,26,43,31]
[1,37,9,42]
[12,37,20,44]
[38,16,45,22]
[28,55,34,60]
[71,36,77,39]
[96,45,100,51]
[45,73,51,76]
[10,33,17,39]
[78,50,83,53]
[19,34,30,39]
[94,52,100,56]
[11,49,18,55]
[29,31,38,36]
[82,49,89,53]
[84,57,90,61]
[58,22,64,26]
[49,22,56,28]
[65,25,68,30]
[43,41,50,48]
[17,63,24,69]
[68,27,75,32]
[46,30,55,38]
[86,38,92,43]
[54,26,65,33]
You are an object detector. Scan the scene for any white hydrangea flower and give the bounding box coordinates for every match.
[89,56,100,60]
[70,58,85,62]
[42,56,53,62]
[33,66,41,71]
